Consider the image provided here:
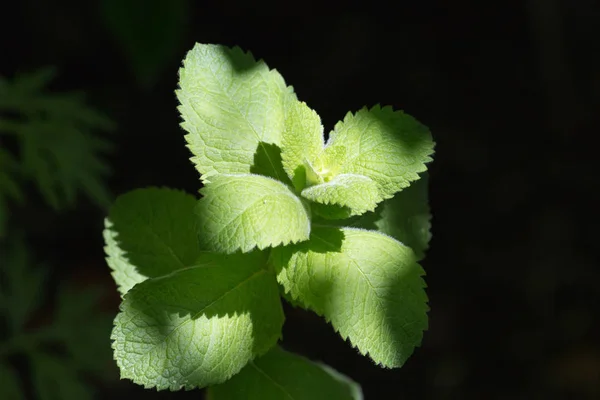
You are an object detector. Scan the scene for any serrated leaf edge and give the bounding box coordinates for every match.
[110,265,283,391]
[197,173,311,254]
[324,104,435,202]
[273,227,429,369]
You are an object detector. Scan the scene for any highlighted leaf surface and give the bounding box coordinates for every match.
[103,188,199,294]
[281,101,324,188]
[111,259,284,390]
[196,174,310,253]
[272,226,428,367]
[301,174,381,216]
[207,346,362,400]
[177,43,296,180]
[324,105,434,200]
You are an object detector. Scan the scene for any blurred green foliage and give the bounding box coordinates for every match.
[0,239,114,400]
[0,67,115,399]
[0,239,115,400]
[0,67,114,237]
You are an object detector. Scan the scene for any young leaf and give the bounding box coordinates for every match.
[207,346,362,400]
[111,258,284,390]
[196,174,310,253]
[281,101,324,188]
[354,173,431,260]
[272,226,428,368]
[301,174,381,216]
[324,105,434,200]
[103,187,200,294]
[177,43,296,180]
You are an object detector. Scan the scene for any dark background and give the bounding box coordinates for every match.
[1,1,599,399]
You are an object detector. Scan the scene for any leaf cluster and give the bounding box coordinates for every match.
[105,43,434,397]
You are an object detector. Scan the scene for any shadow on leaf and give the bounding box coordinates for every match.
[250,141,290,184]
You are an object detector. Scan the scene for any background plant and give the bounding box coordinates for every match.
[104,43,434,398]
[0,67,114,237]
[0,68,115,400]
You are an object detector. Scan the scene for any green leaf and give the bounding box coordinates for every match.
[249,141,289,184]
[177,43,296,180]
[281,101,324,189]
[207,346,362,400]
[111,256,284,390]
[272,226,428,368]
[103,187,200,294]
[0,363,24,400]
[355,173,431,260]
[301,174,381,216]
[196,174,310,253]
[101,0,189,89]
[323,105,434,200]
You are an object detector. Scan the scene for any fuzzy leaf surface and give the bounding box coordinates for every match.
[111,257,284,390]
[207,346,362,400]
[196,174,310,253]
[272,226,428,368]
[177,43,296,180]
[281,101,324,189]
[324,105,434,200]
[103,187,199,294]
[301,174,380,216]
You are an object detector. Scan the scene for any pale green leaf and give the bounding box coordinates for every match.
[311,202,353,220]
[248,141,289,183]
[207,346,362,400]
[301,174,381,216]
[272,226,428,368]
[103,187,199,295]
[177,43,296,180]
[323,105,434,199]
[354,173,431,260]
[111,257,284,390]
[196,174,310,253]
[281,101,324,189]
